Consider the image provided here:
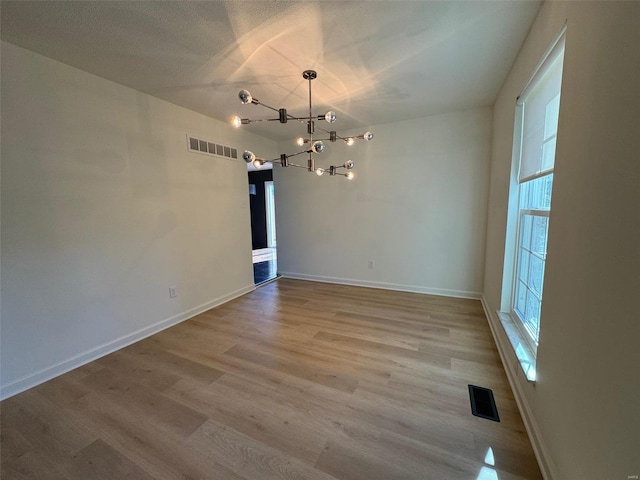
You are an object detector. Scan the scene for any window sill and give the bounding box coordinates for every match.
[496,311,537,382]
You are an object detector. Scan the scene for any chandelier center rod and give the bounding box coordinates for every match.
[303,70,317,171]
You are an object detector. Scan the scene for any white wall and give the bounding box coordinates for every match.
[0,42,277,398]
[274,108,492,298]
[483,2,640,478]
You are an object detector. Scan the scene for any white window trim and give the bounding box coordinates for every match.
[498,25,567,383]
[509,176,551,354]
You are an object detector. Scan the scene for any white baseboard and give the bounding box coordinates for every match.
[279,272,481,300]
[480,296,557,480]
[0,284,255,400]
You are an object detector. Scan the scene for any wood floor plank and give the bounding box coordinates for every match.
[79,368,208,439]
[1,390,96,457]
[188,419,340,480]
[312,330,452,369]
[65,438,156,480]
[1,278,542,480]
[40,385,246,480]
[232,328,394,385]
[163,373,329,465]
[223,344,360,394]
[117,339,226,387]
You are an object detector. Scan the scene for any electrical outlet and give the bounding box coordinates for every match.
[368,260,375,269]
[169,286,177,298]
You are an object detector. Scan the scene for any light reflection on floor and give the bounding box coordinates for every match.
[476,448,498,480]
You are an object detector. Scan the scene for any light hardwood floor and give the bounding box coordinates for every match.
[1,279,542,479]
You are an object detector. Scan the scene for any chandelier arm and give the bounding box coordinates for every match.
[254,102,280,113]
[315,125,336,136]
[255,101,307,124]
[316,126,348,141]
[243,118,283,123]
[285,150,312,158]
[241,117,306,124]
[279,110,304,124]
[295,118,313,129]
[282,116,318,130]
[245,112,309,125]
[288,116,317,121]
[314,126,356,143]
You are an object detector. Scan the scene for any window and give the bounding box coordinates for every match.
[513,174,553,343]
[511,35,565,350]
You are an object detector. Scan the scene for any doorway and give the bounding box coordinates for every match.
[248,170,278,285]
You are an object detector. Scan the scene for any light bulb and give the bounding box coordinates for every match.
[311,141,325,153]
[253,159,263,169]
[325,111,337,123]
[242,150,255,163]
[364,131,374,141]
[315,168,324,176]
[345,137,355,146]
[344,160,355,169]
[238,89,253,104]
[346,171,354,180]
[232,116,242,128]
[296,137,305,147]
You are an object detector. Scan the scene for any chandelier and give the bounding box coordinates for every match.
[232,70,373,180]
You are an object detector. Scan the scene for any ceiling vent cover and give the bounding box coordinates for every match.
[187,135,237,160]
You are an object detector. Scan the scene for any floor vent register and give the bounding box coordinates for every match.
[468,384,500,422]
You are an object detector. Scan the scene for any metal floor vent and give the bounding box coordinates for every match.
[187,135,238,160]
[468,385,500,422]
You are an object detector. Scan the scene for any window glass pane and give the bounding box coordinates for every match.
[518,249,530,283]
[523,174,553,210]
[525,291,541,341]
[542,174,553,209]
[520,214,533,248]
[532,216,549,256]
[529,255,545,296]
[515,281,527,317]
[532,179,542,208]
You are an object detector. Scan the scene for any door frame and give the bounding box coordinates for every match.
[264,181,276,248]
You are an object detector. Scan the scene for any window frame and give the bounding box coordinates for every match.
[498,27,566,376]
[510,173,553,351]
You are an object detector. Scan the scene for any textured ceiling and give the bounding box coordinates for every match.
[1,0,541,140]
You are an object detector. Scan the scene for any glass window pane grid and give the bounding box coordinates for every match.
[513,173,553,346]
[529,254,545,297]
[513,281,542,343]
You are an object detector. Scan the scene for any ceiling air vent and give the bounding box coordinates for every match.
[187,135,238,160]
